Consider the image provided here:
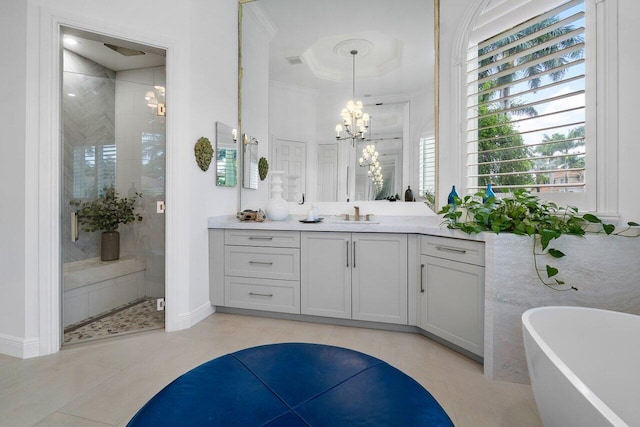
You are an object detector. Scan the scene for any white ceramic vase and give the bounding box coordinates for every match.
[265,171,289,221]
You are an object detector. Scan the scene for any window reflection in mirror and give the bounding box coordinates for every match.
[215,121,238,187]
[239,0,436,205]
[243,133,259,190]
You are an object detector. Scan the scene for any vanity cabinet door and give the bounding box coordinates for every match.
[419,254,484,356]
[301,232,352,319]
[352,233,408,325]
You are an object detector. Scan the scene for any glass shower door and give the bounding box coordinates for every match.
[61,28,166,344]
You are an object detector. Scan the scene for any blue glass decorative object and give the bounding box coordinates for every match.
[483,183,496,203]
[447,186,458,205]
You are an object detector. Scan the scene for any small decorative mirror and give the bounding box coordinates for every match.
[215,122,238,187]
[242,133,259,190]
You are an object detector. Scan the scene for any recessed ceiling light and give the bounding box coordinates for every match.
[67,93,76,97]
[63,37,79,46]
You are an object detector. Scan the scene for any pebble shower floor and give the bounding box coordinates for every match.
[64,297,165,344]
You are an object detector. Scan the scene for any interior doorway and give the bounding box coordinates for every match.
[60,27,167,344]
[272,138,306,202]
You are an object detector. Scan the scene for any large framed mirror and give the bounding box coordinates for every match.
[239,0,437,207]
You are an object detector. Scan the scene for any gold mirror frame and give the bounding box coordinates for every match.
[237,0,439,211]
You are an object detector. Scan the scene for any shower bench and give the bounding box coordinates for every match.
[63,255,146,327]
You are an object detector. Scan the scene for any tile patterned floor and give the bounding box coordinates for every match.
[0,313,542,426]
[64,298,165,345]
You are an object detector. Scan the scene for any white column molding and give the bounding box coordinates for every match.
[594,0,619,215]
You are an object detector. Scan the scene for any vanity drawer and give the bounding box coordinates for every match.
[421,235,485,266]
[224,229,300,248]
[224,276,300,314]
[225,246,300,281]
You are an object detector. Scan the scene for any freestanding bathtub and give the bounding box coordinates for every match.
[523,306,639,427]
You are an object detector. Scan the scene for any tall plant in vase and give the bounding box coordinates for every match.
[70,186,143,261]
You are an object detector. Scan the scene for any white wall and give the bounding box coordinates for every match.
[0,0,28,350]
[438,0,640,222]
[189,0,238,317]
[0,0,238,358]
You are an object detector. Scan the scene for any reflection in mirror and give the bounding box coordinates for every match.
[215,122,238,187]
[243,133,259,190]
[355,103,406,200]
[240,0,435,205]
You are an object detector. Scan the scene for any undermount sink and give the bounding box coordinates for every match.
[332,219,380,224]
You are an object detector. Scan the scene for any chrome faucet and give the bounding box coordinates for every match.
[354,206,360,222]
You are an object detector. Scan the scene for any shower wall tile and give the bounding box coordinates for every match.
[62,55,166,307]
[62,49,116,263]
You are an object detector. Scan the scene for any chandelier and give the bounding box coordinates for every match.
[335,50,369,145]
[360,144,384,190]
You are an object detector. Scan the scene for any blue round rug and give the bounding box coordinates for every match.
[128,343,454,426]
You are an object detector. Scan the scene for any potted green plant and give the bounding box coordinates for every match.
[439,189,638,290]
[70,186,143,261]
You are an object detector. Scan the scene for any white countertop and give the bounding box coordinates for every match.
[208,214,486,241]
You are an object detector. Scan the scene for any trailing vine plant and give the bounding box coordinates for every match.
[438,189,638,291]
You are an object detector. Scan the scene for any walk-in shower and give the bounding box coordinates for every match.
[61,27,167,344]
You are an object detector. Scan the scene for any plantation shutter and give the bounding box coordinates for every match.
[466,0,586,193]
[419,136,436,197]
[97,144,117,193]
[72,144,116,198]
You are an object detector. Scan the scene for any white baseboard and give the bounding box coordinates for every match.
[176,301,215,330]
[0,334,40,359]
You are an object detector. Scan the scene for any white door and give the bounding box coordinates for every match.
[273,139,306,202]
[317,144,338,202]
[352,233,408,324]
[301,232,352,319]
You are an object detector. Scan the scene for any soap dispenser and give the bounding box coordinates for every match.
[307,205,317,221]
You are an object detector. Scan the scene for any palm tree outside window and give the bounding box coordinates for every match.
[466,0,587,195]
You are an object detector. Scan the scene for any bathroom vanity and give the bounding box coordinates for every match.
[209,214,640,384]
[208,215,485,361]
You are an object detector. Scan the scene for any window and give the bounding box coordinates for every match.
[465,0,588,199]
[72,144,116,199]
